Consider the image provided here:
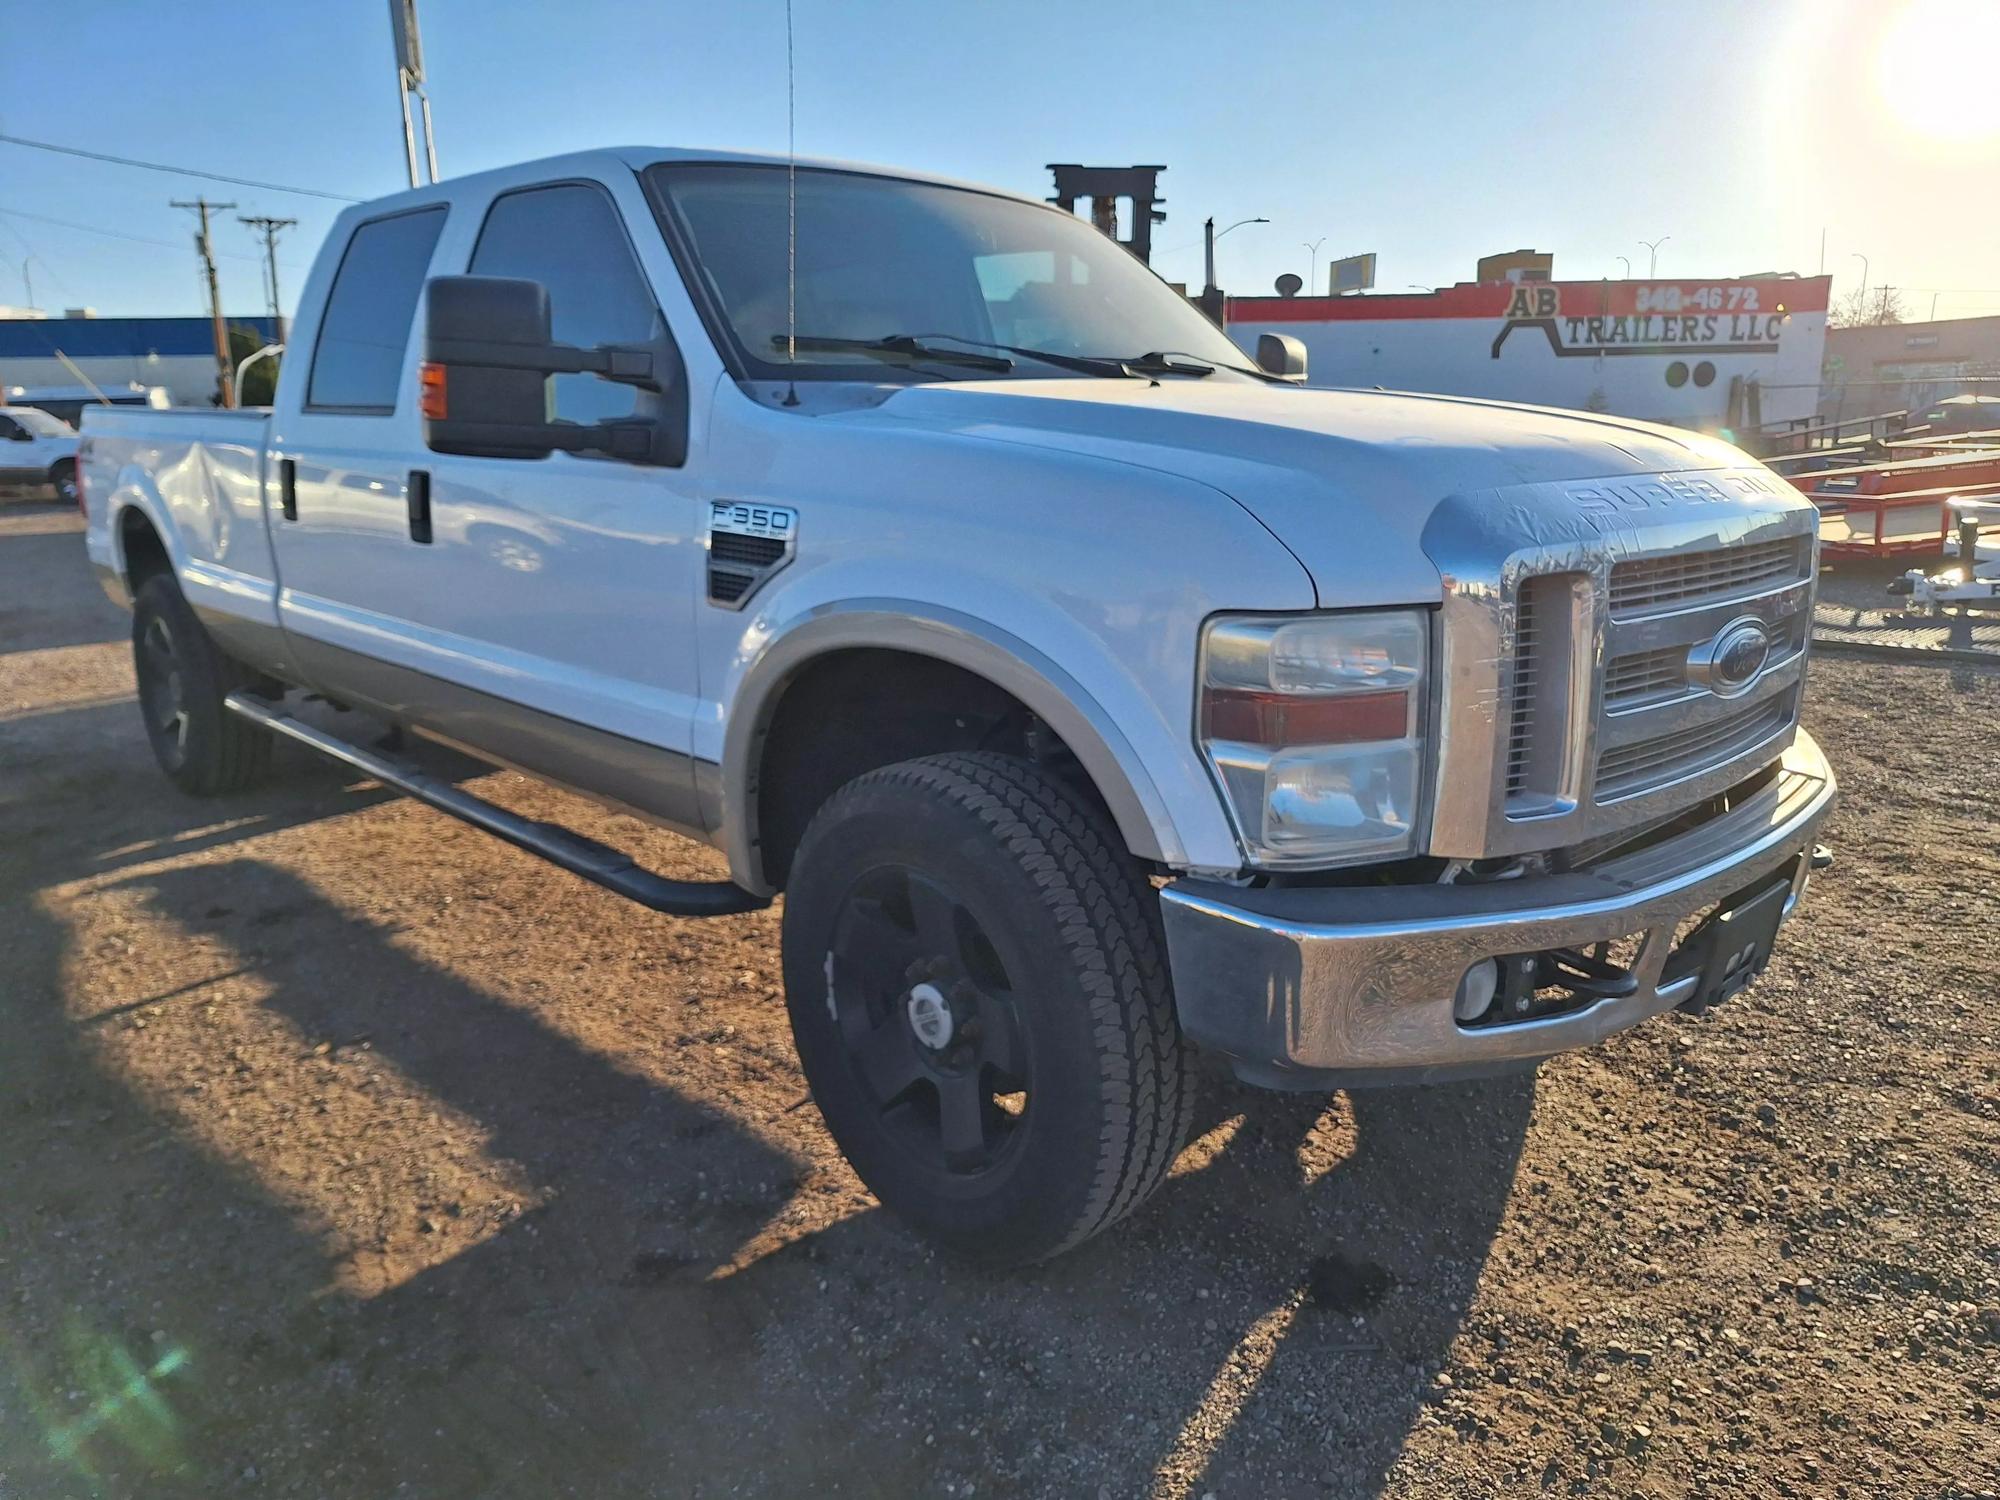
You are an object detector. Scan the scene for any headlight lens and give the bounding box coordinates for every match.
[1199,610,1428,867]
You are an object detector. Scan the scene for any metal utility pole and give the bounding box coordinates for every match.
[1303,238,1325,300]
[173,197,238,408]
[1639,236,1670,278]
[389,0,440,187]
[239,214,297,338]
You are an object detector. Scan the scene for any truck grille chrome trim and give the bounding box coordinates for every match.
[1503,580,1542,797]
[1603,645,1689,708]
[1609,536,1809,619]
[1422,467,1819,860]
[1595,689,1797,802]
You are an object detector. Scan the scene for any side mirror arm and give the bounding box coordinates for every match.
[426,336,660,391]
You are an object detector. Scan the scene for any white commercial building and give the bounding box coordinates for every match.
[1228,276,1831,435]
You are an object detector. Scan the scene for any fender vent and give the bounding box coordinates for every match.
[707,500,796,608]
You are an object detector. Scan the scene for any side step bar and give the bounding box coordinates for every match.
[224,693,770,918]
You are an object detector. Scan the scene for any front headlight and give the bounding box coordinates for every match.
[1198,609,1429,868]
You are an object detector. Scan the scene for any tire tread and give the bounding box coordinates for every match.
[803,751,1195,1261]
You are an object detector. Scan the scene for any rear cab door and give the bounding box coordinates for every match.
[268,199,450,686]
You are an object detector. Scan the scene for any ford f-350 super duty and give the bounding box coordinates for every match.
[82,148,1835,1265]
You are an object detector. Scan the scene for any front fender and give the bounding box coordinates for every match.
[719,600,1235,892]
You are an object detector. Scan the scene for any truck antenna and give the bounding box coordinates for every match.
[782,0,800,407]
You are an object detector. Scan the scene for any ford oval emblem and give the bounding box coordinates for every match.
[1690,618,1772,698]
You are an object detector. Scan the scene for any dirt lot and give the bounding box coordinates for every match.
[2,501,1996,1499]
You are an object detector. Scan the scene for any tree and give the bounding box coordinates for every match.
[219,322,282,406]
[1830,286,1907,328]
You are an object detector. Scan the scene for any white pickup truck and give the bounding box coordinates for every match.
[1,404,81,505]
[83,147,1835,1264]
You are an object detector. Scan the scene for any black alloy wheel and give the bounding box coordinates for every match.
[826,863,1032,1175]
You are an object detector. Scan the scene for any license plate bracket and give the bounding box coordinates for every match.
[1662,860,1798,1014]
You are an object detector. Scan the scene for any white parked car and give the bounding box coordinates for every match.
[0,404,80,504]
[81,147,1836,1264]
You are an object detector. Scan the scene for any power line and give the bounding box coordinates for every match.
[0,205,303,266]
[0,132,362,203]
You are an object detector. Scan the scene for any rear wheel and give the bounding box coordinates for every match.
[131,573,272,795]
[781,752,1195,1266]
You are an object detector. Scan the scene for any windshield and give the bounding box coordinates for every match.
[7,406,76,435]
[646,163,1254,382]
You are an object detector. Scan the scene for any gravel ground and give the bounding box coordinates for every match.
[2,502,1996,1499]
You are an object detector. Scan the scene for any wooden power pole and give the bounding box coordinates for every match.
[172,197,238,407]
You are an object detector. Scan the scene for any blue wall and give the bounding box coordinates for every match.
[0,316,281,359]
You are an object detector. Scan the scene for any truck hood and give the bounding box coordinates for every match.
[858,379,1749,606]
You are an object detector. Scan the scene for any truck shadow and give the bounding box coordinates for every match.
[12,817,1531,1497]
[0,507,132,653]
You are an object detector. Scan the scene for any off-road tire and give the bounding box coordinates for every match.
[131,573,272,795]
[780,752,1196,1266]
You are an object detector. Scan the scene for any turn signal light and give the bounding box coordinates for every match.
[419,362,448,420]
[1201,686,1410,746]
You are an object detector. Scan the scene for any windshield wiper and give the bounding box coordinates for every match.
[1122,351,1217,377]
[771,334,1013,373]
[903,335,1141,380]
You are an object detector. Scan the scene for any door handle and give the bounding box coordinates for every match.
[279,457,297,521]
[407,469,432,544]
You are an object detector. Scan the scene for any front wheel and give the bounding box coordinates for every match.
[781,753,1195,1266]
[48,459,77,507]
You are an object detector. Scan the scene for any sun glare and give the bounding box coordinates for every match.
[1878,0,2000,142]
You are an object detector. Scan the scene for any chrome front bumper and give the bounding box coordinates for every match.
[1159,730,1835,1087]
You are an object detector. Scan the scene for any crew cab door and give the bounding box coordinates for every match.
[406,177,706,829]
[268,203,450,682]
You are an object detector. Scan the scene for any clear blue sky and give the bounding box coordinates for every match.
[5,0,1998,321]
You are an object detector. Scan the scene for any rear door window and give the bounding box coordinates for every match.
[307,206,447,413]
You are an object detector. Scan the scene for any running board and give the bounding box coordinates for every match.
[223,692,770,917]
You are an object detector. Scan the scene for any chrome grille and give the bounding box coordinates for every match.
[1604,645,1688,709]
[1504,580,1542,797]
[1609,537,1809,619]
[1596,690,1797,802]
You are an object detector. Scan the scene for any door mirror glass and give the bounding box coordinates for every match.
[420,275,675,463]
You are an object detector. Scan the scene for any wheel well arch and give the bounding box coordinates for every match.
[725,610,1179,894]
[117,505,172,593]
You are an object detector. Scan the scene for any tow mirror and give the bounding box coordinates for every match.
[1256,333,1308,382]
[420,275,685,465]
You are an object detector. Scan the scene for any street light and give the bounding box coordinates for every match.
[1639,237,1670,278]
[1851,251,1870,301]
[1204,216,1269,293]
[1407,283,1432,292]
[1616,255,1631,279]
[1303,238,1326,298]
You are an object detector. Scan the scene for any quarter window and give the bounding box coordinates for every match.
[469,182,664,427]
[307,207,447,413]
